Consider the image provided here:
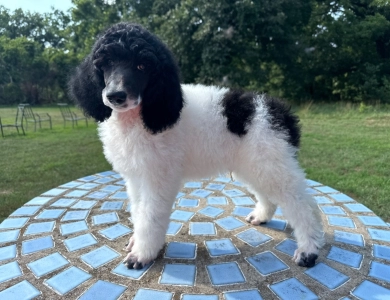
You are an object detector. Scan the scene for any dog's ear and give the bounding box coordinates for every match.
[68,55,112,122]
[141,62,184,133]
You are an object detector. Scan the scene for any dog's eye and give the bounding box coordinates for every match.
[137,64,145,71]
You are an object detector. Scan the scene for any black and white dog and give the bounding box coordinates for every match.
[69,22,324,269]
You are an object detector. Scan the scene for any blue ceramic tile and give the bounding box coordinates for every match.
[25,196,53,205]
[166,221,183,235]
[231,180,244,187]
[60,220,89,235]
[261,219,287,231]
[94,177,115,184]
[10,205,41,216]
[334,230,364,247]
[191,189,213,198]
[344,203,372,213]
[78,280,127,300]
[231,197,255,206]
[0,244,17,261]
[369,261,390,283]
[330,194,354,203]
[274,207,284,216]
[71,200,97,209]
[205,238,239,257]
[207,196,228,205]
[232,206,253,217]
[100,201,124,210]
[315,186,338,194]
[51,198,77,207]
[184,182,203,188]
[160,264,196,286]
[112,262,153,280]
[306,179,321,186]
[87,191,109,199]
[92,212,119,225]
[165,242,197,259]
[27,252,69,277]
[351,280,390,299]
[133,289,173,300]
[304,262,349,290]
[214,176,231,183]
[320,206,346,215]
[314,196,333,204]
[0,280,41,300]
[98,171,117,176]
[42,188,66,196]
[0,229,20,244]
[246,251,289,275]
[115,180,126,185]
[182,295,218,300]
[224,289,263,300]
[306,188,319,195]
[99,223,132,240]
[327,246,363,268]
[65,189,89,197]
[373,244,390,261]
[328,216,355,228]
[79,175,99,182]
[223,189,245,198]
[81,245,120,268]
[22,235,54,255]
[176,192,185,199]
[36,209,65,219]
[207,262,245,286]
[64,233,98,252]
[215,216,246,231]
[44,266,92,295]
[275,239,297,257]
[78,183,100,190]
[170,210,195,222]
[110,191,128,200]
[368,228,390,242]
[178,198,199,208]
[61,210,89,221]
[0,261,22,283]
[60,181,82,188]
[0,217,29,229]
[357,216,388,227]
[24,221,55,235]
[206,183,225,191]
[198,206,224,218]
[235,228,272,247]
[190,222,216,235]
[100,185,122,192]
[269,278,318,300]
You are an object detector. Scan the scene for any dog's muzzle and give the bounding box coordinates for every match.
[106,90,127,106]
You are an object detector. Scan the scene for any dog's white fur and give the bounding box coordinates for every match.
[99,83,324,267]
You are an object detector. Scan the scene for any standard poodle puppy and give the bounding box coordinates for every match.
[69,22,324,269]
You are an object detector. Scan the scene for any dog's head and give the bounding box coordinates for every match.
[68,23,183,134]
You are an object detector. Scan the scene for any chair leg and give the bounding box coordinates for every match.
[50,120,52,129]
[1,127,4,137]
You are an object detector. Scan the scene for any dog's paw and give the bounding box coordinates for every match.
[245,212,267,225]
[123,235,158,269]
[293,248,318,268]
[123,252,151,270]
[124,236,135,252]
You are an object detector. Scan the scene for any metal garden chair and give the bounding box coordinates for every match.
[57,103,88,128]
[19,104,52,131]
[0,106,26,137]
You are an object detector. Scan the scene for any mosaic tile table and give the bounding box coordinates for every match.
[0,171,389,299]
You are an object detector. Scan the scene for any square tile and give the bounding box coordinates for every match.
[50,198,77,207]
[369,261,390,283]
[27,252,69,277]
[190,189,213,198]
[206,183,225,191]
[78,183,100,190]
[330,194,354,203]
[223,289,262,300]
[60,220,89,235]
[215,216,246,231]
[190,222,216,235]
[133,289,173,300]
[344,203,372,213]
[99,223,132,240]
[160,264,196,286]
[184,182,203,188]
[98,171,117,176]
[44,266,92,295]
[176,192,185,199]
[182,295,218,300]
[115,180,126,185]
[92,212,119,225]
[110,191,128,200]
[87,191,109,199]
[315,186,338,194]
[314,196,333,204]
[178,198,199,208]
[246,251,289,275]
[0,229,20,244]
[78,280,127,300]
[351,280,390,299]
[207,262,245,286]
[36,209,65,219]
[306,179,321,186]
[100,201,124,210]
[42,188,66,196]
[0,261,22,283]
[112,262,153,280]
[304,262,349,290]
[357,216,388,227]
[71,200,97,209]
[275,239,297,257]
[327,246,363,268]
[223,189,246,198]
[232,206,253,217]
[60,181,82,188]
[205,238,239,257]
[231,197,255,206]
[260,219,287,231]
[327,216,355,228]
[0,244,17,261]
[306,188,319,195]
[274,207,283,216]
[94,177,115,184]
[81,245,120,268]
[165,242,197,259]
[207,197,228,205]
[61,210,89,222]
[79,175,99,182]
[22,235,54,255]
[24,221,55,235]
[0,280,41,300]
[25,196,53,205]
[214,176,231,183]
[319,206,346,215]
[334,230,364,247]
[231,180,244,187]
[269,278,318,300]
[0,217,29,229]
[170,210,195,222]
[198,206,224,218]
[10,206,41,216]
[373,244,390,261]
[63,233,98,252]
[65,189,89,198]
[166,221,183,235]
[235,228,272,247]
[100,185,122,193]
[368,228,390,242]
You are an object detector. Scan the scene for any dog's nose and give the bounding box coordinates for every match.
[106,91,127,105]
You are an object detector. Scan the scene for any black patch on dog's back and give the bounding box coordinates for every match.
[221,90,257,137]
[263,95,301,148]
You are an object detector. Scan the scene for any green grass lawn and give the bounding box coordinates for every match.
[0,104,389,222]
